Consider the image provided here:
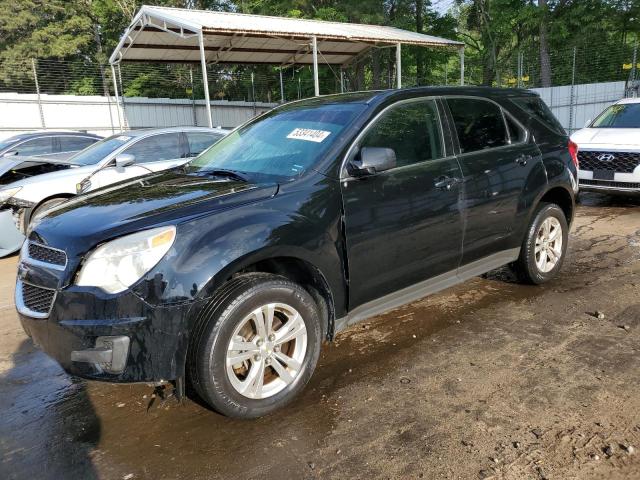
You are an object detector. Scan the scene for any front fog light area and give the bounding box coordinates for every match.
[76,226,176,294]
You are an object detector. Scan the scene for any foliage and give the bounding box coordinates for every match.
[0,0,638,99]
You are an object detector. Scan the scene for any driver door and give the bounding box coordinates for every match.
[342,98,464,309]
[91,132,186,189]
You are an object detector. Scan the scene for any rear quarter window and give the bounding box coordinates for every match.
[511,97,566,136]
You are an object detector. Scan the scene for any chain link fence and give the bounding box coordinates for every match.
[0,42,638,136]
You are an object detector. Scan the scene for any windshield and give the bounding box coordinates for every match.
[0,138,18,153]
[591,103,640,128]
[189,103,367,180]
[68,134,132,166]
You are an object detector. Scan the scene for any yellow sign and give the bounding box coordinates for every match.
[522,75,530,82]
[508,78,516,84]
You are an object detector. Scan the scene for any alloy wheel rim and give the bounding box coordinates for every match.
[535,217,563,273]
[226,303,307,399]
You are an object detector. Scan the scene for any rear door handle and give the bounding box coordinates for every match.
[515,154,532,166]
[434,176,460,190]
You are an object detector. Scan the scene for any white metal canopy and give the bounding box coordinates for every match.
[109,5,465,128]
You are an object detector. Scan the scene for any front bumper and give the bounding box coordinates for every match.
[16,276,198,383]
[578,179,640,196]
[0,208,25,257]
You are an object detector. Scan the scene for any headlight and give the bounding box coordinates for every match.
[0,186,22,204]
[76,226,176,294]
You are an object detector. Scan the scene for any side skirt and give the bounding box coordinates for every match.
[334,248,520,333]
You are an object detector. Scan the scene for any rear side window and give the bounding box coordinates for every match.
[187,132,223,156]
[447,98,508,153]
[124,133,183,163]
[58,136,97,152]
[360,99,444,168]
[512,97,565,135]
[14,137,53,156]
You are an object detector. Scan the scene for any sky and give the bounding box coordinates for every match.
[432,0,456,15]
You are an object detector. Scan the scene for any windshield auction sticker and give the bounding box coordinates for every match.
[286,128,331,143]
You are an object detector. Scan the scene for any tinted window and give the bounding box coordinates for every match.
[68,134,130,166]
[13,137,53,156]
[447,98,508,153]
[360,100,443,167]
[512,97,565,134]
[187,132,223,156]
[58,136,97,152]
[124,133,183,163]
[190,103,366,180]
[505,114,527,143]
[591,103,640,128]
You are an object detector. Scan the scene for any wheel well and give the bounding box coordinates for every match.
[28,194,74,225]
[236,257,335,340]
[539,187,574,224]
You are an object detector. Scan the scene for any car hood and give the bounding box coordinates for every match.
[571,128,640,149]
[30,170,278,253]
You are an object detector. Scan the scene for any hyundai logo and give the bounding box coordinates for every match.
[597,153,616,162]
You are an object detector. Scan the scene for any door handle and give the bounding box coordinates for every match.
[515,154,532,166]
[434,176,460,190]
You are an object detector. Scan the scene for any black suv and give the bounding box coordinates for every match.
[16,87,578,418]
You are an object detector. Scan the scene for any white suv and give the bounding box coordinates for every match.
[571,97,640,196]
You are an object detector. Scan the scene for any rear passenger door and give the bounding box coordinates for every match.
[342,98,464,308]
[445,97,542,265]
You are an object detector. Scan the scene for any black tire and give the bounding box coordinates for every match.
[188,273,322,418]
[512,202,569,285]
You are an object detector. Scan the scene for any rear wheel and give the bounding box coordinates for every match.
[512,203,568,284]
[189,274,322,418]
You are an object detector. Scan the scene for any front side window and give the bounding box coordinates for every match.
[447,98,508,153]
[124,133,183,163]
[591,103,640,128]
[13,137,53,156]
[190,103,366,180]
[359,99,444,168]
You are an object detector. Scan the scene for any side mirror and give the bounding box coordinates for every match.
[114,153,135,168]
[350,147,397,176]
[3,151,18,157]
[584,118,592,128]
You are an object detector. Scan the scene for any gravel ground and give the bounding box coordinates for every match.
[1,192,640,480]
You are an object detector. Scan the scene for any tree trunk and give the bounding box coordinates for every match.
[372,50,381,89]
[539,0,552,87]
[416,0,425,85]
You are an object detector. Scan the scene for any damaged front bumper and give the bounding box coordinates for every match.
[0,208,25,257]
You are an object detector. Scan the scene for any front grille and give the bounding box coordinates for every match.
[580,179,640,189]
[578,151,640,173]
[21,283,55,315]
[28,242,67,266]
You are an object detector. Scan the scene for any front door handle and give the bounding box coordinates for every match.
[434,176,460,190]
[515,154,532,166]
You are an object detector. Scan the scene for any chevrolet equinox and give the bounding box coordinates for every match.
[16,87,578,418]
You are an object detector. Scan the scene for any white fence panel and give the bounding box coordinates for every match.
[531,81,626,133]
[0,92,277,140]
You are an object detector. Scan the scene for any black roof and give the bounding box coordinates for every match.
[285,86,538,109]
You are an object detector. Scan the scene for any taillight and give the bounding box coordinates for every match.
[568,140,579,168]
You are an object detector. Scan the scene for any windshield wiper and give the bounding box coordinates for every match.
[198,168,249,182]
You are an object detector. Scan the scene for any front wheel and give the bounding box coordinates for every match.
[512,203,569,284]
[189,274,322,418]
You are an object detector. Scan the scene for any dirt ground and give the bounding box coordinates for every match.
[1,192,640,480]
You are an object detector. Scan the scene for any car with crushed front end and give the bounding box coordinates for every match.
[16,87,577,418]
[0,126,228,257]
